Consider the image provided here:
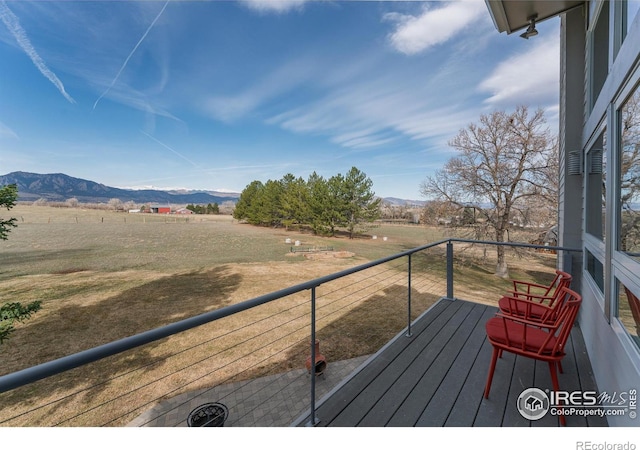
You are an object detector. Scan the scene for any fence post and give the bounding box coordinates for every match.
[406,253,412,337]
[447,240,454,299]
[307,286,319,426]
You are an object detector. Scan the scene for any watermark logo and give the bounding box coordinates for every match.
[516,388,637,420]
[517,388,550,420]
[576,442,637,450]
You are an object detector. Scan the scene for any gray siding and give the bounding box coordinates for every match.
[563,2,640,426]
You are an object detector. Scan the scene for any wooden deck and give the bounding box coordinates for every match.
[295,298,608,427]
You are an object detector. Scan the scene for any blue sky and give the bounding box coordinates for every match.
[0,0,561,200]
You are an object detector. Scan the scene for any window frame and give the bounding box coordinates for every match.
[609,61,640,356]
[587,0,611,112]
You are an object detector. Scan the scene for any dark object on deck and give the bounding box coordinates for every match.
[306,339,327,376]
[187,402,228,427]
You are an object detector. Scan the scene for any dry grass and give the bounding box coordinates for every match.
[0,205,556,426]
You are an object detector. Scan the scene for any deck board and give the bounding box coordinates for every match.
[545,332,585,427]
[571,325,609,427]
[384,301,482,426]
[498,345,536,426]
[444,336,495,427]
[296,298,607,427]
[321,299,462,426]
[532,359,560,427]
[414,304,495,426]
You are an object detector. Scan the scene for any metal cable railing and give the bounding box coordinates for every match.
[0,238,581,426]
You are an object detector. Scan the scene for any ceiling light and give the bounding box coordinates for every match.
[520,15,538,39]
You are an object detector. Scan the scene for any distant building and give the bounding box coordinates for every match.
[175,208,193,215]
[150,205,171,214]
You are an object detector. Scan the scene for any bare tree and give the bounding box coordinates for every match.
[621,89,640,255]
[219,201,236,215]
[124,201,137,211]
[420,200,461,227]
[513,139,559,229]
[108,198,123,211]
[420,106,555,277]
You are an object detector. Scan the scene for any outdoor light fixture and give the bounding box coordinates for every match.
[589,148,603,174]
[568,151,582,175]
[520,15,538,39]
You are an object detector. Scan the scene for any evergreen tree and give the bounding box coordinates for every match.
[0,184,42,344]
[233,180,265,224]
[234,167,381,236]
[0,184,18,240]
[280,174,310,230]
[1,301,42,344]
[307,172,329,235]
[206,203,219,214]
[325,173,348,237]
[342,167,381,239]
[260,179,284,227]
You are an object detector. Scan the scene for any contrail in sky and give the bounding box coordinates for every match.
[93,0,170,111]
[141,130,199,167]
[0,1,75,104]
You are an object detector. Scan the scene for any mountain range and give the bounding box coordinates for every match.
[0,172,425,207]
[0,172,240,205]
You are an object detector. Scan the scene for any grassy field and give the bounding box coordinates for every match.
[0,206,445,279]
[0,205,557,426]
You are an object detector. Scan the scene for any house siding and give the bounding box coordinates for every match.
[559,8,586,281]
[561,2,640,426]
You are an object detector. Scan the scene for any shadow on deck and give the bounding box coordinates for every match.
[294,298,607,427]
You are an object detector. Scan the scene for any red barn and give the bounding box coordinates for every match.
[150,205,171,214]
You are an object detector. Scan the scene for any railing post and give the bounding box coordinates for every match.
[307,286,319,426]
[406,253,412,337]
[562,250,573,276]
[446,240,454,299]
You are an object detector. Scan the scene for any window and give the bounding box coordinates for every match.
[590,0,610,110]
[586,130,607,241]
[617,280,640,349]
[616,0,640,59]
[586,249,605,292]
[625,0,640,37]
[619,86,640,262]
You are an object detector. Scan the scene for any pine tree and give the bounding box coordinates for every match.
[0,184,42,344]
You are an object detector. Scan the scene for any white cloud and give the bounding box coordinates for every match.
[479,35,560,108]
[331,128,398,150]
[202,57,316,122]
[268,76,479,152]
[384,0,487,55]
[204,95,261,123]
[392,105,477,141]
[93,0,169,111]
[86,80,184,129]
[240,0,309,14]
[141,130,199,167]
[41,5,179,127]
[0,121,18,140]
[0,1,75,104]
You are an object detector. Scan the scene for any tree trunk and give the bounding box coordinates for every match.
[495,229,509,278]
